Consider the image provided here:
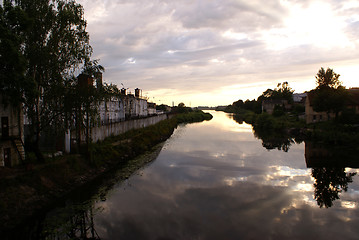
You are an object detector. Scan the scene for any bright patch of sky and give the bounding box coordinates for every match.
[78,0,359,107]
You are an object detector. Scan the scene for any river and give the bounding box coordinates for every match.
[15,111,359,239]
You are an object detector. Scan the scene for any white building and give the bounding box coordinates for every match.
[98,97,125,125]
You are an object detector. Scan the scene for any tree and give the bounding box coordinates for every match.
[259,81,294,103]
[233,99,244,109]
[178,102,185,108]
[315,67,342,89]
[0,2,29,107]
[312,68,348,119]
[2,0,98,161]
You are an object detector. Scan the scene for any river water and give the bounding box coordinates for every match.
[23,111,359,239]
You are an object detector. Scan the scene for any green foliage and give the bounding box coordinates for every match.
[225,82,294,115]
[272,105,285,117]
[156,104,170,112]
[258,81,294,104]
[89,117,179,167]
[307,121,359,146]
[315,67,342,89]
[292,104,305,115]
[175,111,213,123]
[338,108,359,124]
[1,0,103,162]
[171,103,193,114]
[311,68,348,118]
[0,2,29,106]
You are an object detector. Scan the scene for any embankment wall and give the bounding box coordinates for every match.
[74,114,169,143]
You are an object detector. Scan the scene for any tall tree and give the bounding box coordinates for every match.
[258,81,294,103]
[312,68,348,119]
[2,0,97,161]
[0,2,29,106]
[315,67,342,89]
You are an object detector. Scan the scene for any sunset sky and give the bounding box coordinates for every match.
[77,0,359,107]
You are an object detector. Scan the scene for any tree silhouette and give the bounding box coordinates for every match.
[315,67,341,89]
[311,68,348,120]
[312,167,356,208]
[1,0,99,161]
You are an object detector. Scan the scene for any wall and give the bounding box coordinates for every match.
[73,114,168,143]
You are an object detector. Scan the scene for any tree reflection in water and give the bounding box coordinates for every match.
[312,167,356,208]
[254,129,295,152]
[231,114,303,152]
[231,115,359,208]
[306,142,358,208]
[42,202,103,239]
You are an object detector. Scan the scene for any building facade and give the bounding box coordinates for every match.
[305,88,359,124]
[0,96,25,167]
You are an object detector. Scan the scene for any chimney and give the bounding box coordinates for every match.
[135,88,141,98]
[78,74,93,89]
[94,72,103,89]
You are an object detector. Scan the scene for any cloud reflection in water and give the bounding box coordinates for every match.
[92,111,359,239]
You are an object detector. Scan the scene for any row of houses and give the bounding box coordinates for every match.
[262,88,359,124]
[80,73,158,124]
[0,74,161,167]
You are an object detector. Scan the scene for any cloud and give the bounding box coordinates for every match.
[172,0,287,31]
[77,0,359,106]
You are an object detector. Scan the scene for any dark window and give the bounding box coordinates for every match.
[1,117,9,139]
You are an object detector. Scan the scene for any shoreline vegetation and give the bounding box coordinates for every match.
[221,102,359,149]
[0,110,213,233]
[219,68,359,150]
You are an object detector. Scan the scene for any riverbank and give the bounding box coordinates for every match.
[0,111,212,233]
[224,109,359,147]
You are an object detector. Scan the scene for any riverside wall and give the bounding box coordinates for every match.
[75,114,169,143]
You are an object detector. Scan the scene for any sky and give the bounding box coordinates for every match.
[77,0,359,107]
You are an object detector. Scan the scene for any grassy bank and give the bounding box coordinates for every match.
[0,111,212,232]
[230,109,306,131]
[227,108,359,147]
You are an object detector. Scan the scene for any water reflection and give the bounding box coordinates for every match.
[305,141,359,208]
[305,141,359,168]
[8,111,359,239]
[253,128,296,152]
[312,167,356,208]
[232,114,303,152]
[89,112,359,238]
[6,146,164,239]
[232,114,359,209]
[42,202,102,239]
